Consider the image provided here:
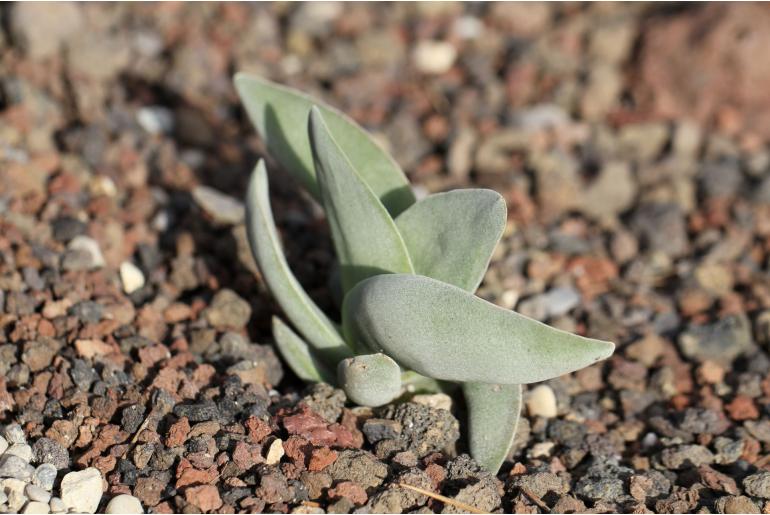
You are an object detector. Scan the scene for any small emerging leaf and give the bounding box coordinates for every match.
[396,189,507,292]
[273,316,335,384]
[338,353,402,407]
[309,107,414,294]
[463,383,521,474]
[343,274,615,384]
[234,73,415,216]
[245,160,351,364]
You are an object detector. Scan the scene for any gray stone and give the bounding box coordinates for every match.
[632,202,688,257]
[574,459,633,502]
[660,445,714,469]
[192,186,245,226]
[326,450,388,490]
[381,402,460,457]
[32,463,57,491]
[204,289,252,329]
[62,236,105,271]
[3,423,26,444]
[744,471,770,499]
[362,419,403,444]
[0,454,35,480]
[32,438,69,470]
[678,314,753,364]
[716,495,760,514]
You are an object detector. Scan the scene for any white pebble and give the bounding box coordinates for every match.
[0,435,7,455]
[526,384,558,418]
[264,439,284,465]
[23,501,50,514]
[0,490,7,505]
[49,497,65,513]
[33,463,57,491]
[26,483,52,503]
[120,261,145,294]
[5,443,33,462]
[60,468,104,514]
[412,40,457,75]
[137,106,174,135]
[530,441,555,458]
[411,393,453,412]
[3,424,26,444]
[105,494,143,514]
[1,478,27,512]
[67,236,106,269]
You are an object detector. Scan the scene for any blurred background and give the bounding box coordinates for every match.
[3,3,770,512]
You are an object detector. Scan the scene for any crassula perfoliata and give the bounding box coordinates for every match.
[235,72,615,474]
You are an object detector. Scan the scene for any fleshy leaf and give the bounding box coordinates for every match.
[272,316,336,384]
[309,107,414,294]
[234,73,415,216]
[343,274,615,384]
[395,189,507,292]
[463,383,521,474]
[245,160,351,364]
[338,353,402,407]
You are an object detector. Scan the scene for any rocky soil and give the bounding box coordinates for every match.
[2,2,770,514]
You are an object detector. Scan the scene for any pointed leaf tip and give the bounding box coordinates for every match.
[309,109,414,294]
[235,73,415,215]
[343,274,615,384]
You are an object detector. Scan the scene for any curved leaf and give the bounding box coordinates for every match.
[463,383,521,474]
[272,316,336,384]
[245,160,351,364]
[309,107,414,294]
[338,353,402,407]
[395,189,507,292]
[234,73,415,216]
[342,274,615,384]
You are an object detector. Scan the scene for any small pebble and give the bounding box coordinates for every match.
[49,497,65,514]
[0,436,7,455]
[264,439,285,465]
[412,40,457,74]
[0,454,35,480]
[26,483,52,503]
[3,424,26,445]
[192,185,245,225]
[526,384,558,418]
[63,236,106,271]
[5,443,33,462]
[33,464,58,491]
[60,467,104,514]
[105,494,144,514]
[120,261,145,294]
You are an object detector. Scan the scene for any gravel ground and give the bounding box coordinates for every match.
[2,2,770,514]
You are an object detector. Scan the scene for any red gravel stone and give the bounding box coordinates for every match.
[327,481,368,505]
[308,447,338,472]
[184,484,223,512]
[726,395,759,421]
[166,416,191,447]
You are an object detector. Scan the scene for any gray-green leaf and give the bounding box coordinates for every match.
[245,160,351,364]
[273,316,336,384]
[463,383,521,474]
[395,189,507,292]
[234,73,415,216]
[309,107,414,294]
[343,274,615,384]
[338,353,402,407]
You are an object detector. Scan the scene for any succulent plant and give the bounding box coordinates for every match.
[235,72,615,474]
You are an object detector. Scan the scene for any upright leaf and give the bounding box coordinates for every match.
[308,107,414,294]
[463,383,521,474]
[343,274,615,384]
[245,160,351,364]
[273,316,336,384]
[234,73,415,216]
[396,189,507,292]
